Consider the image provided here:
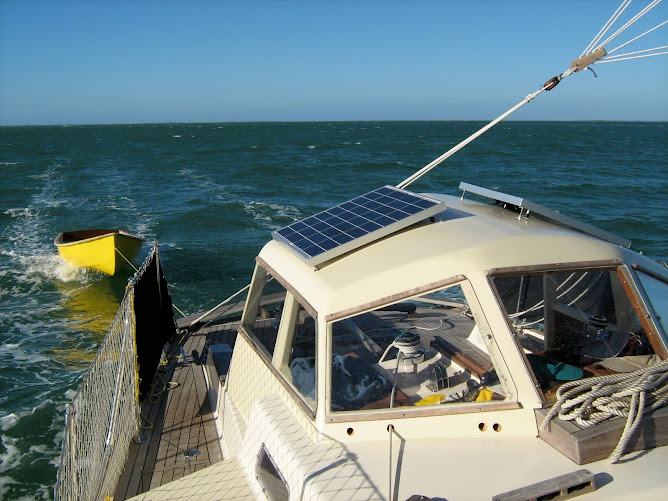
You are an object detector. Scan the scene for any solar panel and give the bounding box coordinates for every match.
[272,186,446,266]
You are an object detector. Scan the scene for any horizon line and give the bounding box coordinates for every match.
[3,118,667,127]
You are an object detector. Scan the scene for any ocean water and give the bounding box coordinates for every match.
[0,121,666,499]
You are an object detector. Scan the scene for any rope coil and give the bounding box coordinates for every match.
[379,332,421,363]
[540,359,668,463]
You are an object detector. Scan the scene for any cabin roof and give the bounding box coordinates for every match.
[258,192,657,318]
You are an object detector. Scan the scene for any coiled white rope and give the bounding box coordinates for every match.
[540,359,668,463]
[379,332,422,364]
[380,332,422,409]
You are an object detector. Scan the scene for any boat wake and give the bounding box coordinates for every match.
[245,200,303,227]
[1,249,96,285]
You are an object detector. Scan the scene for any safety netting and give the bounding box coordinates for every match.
[55,245,176,501]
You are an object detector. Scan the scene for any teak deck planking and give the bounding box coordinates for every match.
[114,321,238,500]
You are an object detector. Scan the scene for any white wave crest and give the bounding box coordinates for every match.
[0,475,19,499]
[0,435,21,473]
[1,398,58,433]
[3,207,33,218]
[0,343,50,366]
[19,253,94,283]
[0,414,19,432]
[245,201,302,225]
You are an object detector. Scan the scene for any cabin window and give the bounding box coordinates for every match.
[241,266,288,358]
[329,283,505,412]
[277,300,317,412]
[256,444,289,501]
[491,268,660,400]
[242,264,318,413]
[636,271,668,338]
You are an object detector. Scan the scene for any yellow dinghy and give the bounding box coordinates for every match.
[54,229,143,275]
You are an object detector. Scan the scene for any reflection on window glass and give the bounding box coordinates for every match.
[256,445,289,501]
[492,269,658,398]
[330,283,504,412]
[636,271,668,337]
[283,304,317,411]
[243,269,287,358]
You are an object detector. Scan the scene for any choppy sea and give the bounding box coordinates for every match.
[0,121,666,499]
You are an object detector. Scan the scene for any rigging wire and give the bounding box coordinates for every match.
[594,0,663,52]
[396,71,573,189]
[587,0,667,64]
[189,282,251,329]
[596,46,668,62]
[605,19,668,55]
[397,0,666,190]
[581,0,633,57]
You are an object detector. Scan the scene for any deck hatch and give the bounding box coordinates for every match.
[492,468,596,501]
[272,185,446,266]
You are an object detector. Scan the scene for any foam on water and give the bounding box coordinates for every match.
[0,415,20,432]
[244,200,302,226]
[0,398,56,433]
[0,476,18,500]
[18,253,95,284]
[0,435,21,473]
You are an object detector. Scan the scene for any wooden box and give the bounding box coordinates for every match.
[535,406,668,464]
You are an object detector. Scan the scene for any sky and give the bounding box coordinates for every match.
[0,0,666,125]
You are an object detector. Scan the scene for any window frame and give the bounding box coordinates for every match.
[324,276,521,423]
[238,259,318,419]
[487,260,668,405]
[628,263,668,352]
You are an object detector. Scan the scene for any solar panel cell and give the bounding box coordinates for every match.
[272,186,446,266]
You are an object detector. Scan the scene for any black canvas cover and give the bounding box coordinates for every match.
[132,246,177,400]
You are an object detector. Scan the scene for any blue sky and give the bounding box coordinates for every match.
[1,1,666,125]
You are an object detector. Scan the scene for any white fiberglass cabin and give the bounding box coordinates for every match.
[188,182,668,501]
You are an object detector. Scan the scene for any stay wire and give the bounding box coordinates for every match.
[595,0,663,52]
[396,67,574,189]
[398,1,665,190]
[581,0,633,57]
[595,49,668,62]
[604,19,668,55]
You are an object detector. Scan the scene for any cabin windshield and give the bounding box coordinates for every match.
[636,270,668,339]
[329,282,506,412]
[491,267,662,400]
[241,269,288,359]
[241,265,317,412]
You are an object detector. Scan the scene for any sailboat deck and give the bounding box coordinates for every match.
[114,320,239,500]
